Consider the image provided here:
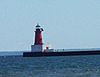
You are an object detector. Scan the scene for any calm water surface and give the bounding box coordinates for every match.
[0,55,100,77]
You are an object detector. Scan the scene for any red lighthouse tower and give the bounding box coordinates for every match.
[31,24,43,52]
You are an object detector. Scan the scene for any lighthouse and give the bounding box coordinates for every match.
[31,24,43,52]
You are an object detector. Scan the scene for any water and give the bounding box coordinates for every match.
[0,55,100,77]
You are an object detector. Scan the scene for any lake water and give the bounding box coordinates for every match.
[0,55,100,77]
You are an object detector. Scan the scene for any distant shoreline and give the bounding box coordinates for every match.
[0,52,23,56]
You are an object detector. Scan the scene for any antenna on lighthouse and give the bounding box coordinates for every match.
[31,24,44,52]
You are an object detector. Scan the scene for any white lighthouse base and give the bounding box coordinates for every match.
[31,45,43,52]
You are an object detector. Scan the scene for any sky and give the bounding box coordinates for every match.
[0,0,100,51]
